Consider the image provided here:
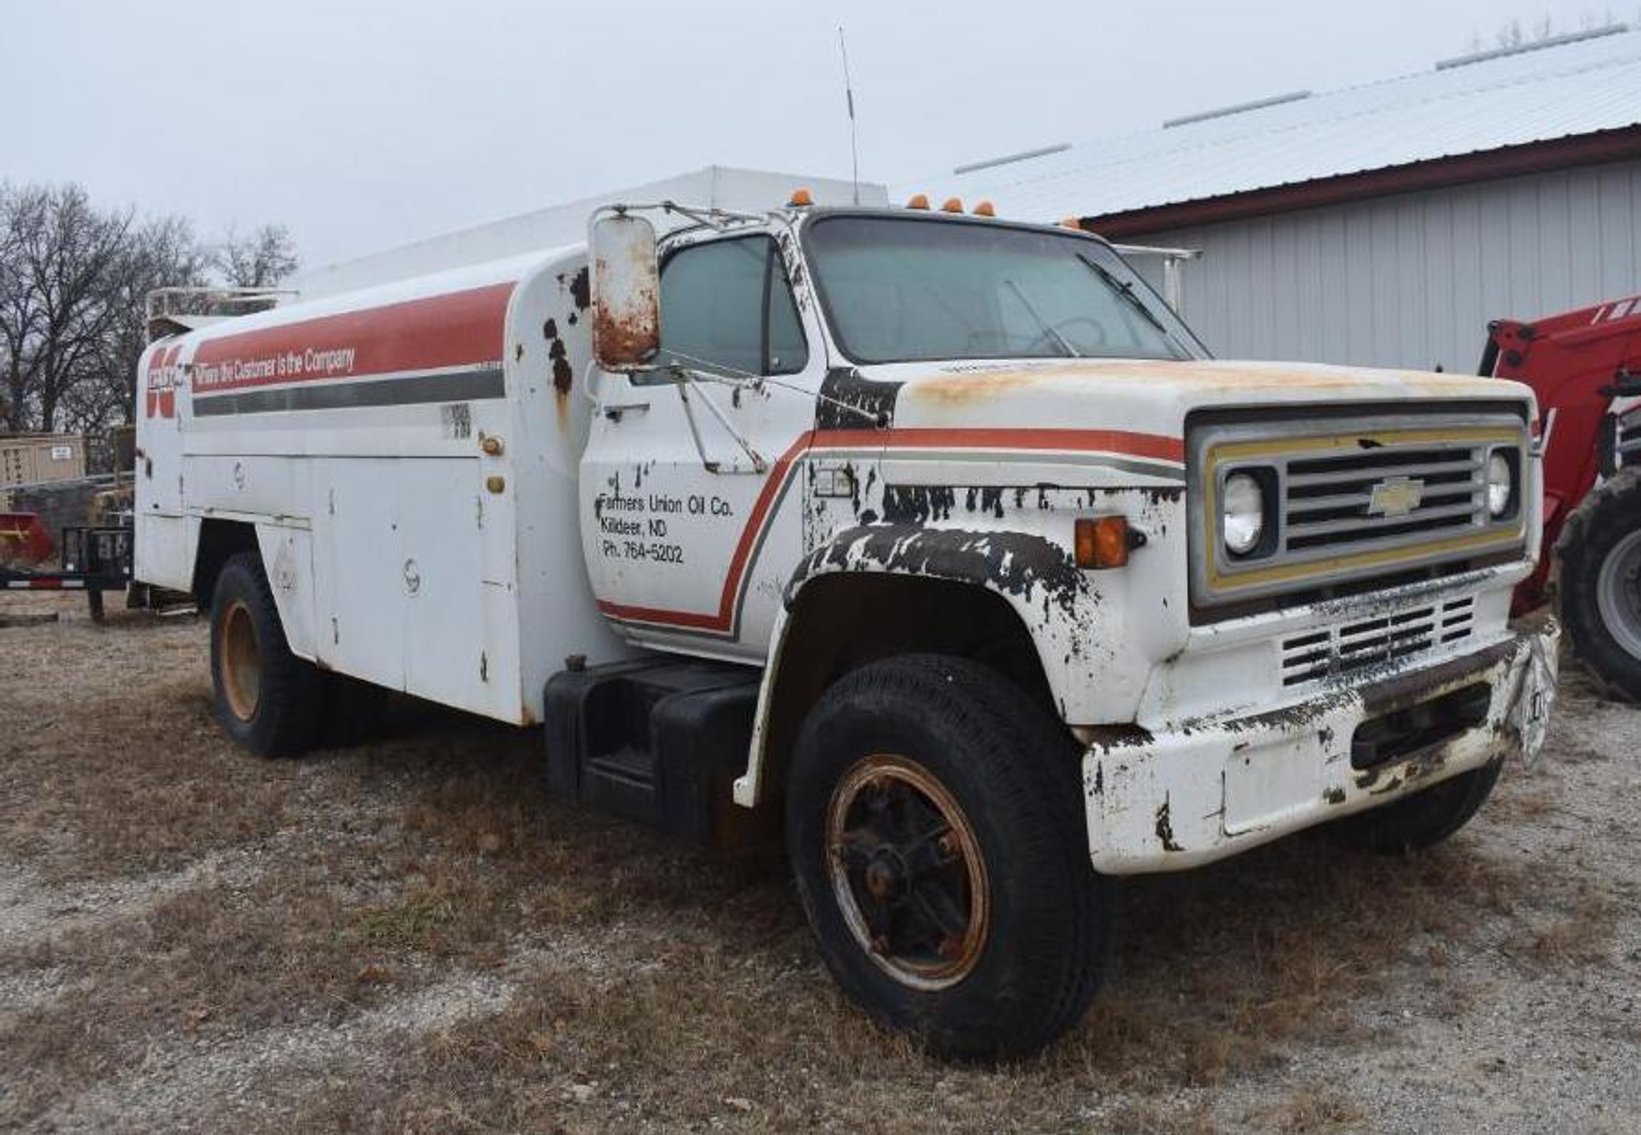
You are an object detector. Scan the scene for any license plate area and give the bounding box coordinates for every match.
[1350,682,1491,771]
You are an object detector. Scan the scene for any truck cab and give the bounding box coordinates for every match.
[135,195,1559,1061]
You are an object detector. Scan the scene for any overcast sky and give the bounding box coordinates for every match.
[3,1,1630,269]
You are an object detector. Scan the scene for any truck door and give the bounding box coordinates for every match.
[580,230,820,658]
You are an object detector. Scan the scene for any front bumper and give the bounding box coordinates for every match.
[1082,619,1559,874]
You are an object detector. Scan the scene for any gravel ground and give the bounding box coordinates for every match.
[0,592,1636,1134]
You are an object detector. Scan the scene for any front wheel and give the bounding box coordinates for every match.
[209,551,324,756]
[786,654,1112,1061]
[1558,470,1641,702]
[1325,761,1501,855]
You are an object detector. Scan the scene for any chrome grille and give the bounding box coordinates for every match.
[1281,596,1475,687]
[1282,444,1486,553]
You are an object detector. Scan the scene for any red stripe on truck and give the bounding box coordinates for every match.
[596,426,1184,636]
[190,283,515,395]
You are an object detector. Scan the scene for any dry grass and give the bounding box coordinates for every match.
[0,594,1634,1133]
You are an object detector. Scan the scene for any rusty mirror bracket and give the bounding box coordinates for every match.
[589,210,662,373]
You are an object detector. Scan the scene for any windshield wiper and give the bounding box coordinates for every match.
[1075,253,1178,343]
[1003,278,1079,358]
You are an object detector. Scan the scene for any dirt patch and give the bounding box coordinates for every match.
[1,592,1639,1132]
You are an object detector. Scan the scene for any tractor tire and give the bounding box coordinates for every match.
[209,551,324,757]
[1325,760,1502,855]
[786,654,1112,1062]
[1557,469,1641,702]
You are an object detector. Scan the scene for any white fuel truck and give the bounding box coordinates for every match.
[134,193,1558,1059]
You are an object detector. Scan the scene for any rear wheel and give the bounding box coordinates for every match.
[1326,761,1501,855]
[209,551,323,756]
[786,654,1112,1061]
[1558,470,1641,701]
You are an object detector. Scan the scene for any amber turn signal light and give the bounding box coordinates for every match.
[1075,516,1130,569]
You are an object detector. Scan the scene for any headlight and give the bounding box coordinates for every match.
[1486,451,1514,517]
[1222,472,1265,555]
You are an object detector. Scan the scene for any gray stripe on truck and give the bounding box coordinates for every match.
[191,367,505,416]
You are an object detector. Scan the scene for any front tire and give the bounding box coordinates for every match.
[1558,469,1641,702]
[209,551,323,757]
[786,654,1111,1061]
[1326,761,1501,855]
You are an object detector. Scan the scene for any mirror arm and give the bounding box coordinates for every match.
[673,379,720,473]
[672,366,768,474]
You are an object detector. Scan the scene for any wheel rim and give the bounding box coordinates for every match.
[1595,529,1641,662]
[825,753,989,991]
[219,599,262,722]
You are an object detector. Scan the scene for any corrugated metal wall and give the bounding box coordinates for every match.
[1120,158,1641,374]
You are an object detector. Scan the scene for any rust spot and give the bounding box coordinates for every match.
[901,359,1510,401]
[593,306,659,369]
[903,370,1047,407]
[569,267,591,310]
[550,338,572,397]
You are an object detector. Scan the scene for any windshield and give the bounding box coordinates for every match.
[803,215,1205,366]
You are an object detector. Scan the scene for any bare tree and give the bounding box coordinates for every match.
[65,215,209,433]
[0,184,133,433]
[215,223,299,289]
[0,182,293,437]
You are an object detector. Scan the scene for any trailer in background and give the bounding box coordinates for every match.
[1,434,87,488]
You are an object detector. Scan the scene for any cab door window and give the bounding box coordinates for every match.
[646,235,807,382]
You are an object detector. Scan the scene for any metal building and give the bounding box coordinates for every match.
[935,25,1641,373]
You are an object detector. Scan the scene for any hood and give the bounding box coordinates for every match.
[863,357,1532,436]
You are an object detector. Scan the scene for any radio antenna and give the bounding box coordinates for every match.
[838,25,860,205]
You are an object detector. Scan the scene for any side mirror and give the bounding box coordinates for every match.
[589,212,661,371]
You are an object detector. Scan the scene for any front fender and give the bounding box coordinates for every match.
[785,522,1090,619]
[732,523,1109,809]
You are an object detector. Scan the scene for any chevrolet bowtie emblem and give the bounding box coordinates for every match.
[1367,476,1424,518]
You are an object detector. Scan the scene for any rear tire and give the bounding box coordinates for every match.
[1326,761,1501,855]
[209,551,323,757]
[786,654,1112,1062]
[1558,470,1641,702]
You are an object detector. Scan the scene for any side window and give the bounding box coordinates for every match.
[642,235,808,384]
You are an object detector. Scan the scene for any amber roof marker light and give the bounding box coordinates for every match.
[906,193,931,210]
[941,197,964,213]
[973,200,996,217]
[788,187,815,207]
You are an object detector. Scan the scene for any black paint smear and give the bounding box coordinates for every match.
[791,524,1087,617]
[816,367,899,430]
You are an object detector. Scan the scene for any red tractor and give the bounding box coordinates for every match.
[1484,294,1641,700]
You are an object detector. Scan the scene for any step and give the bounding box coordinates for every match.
[543,656,762,842]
